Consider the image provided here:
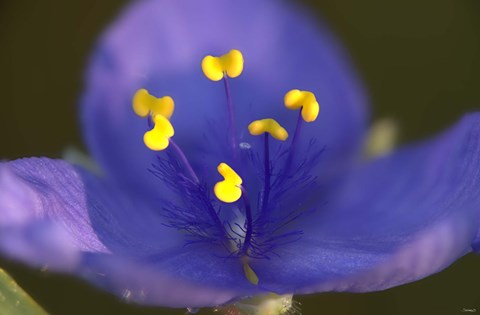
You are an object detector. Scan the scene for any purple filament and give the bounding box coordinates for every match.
[145,114,231,243]
[169,140,200,184]
[147,114,154,129]
[261,133,271,213]
[284,110,303,174]
[239,185,253,256]
[222,75,238,156]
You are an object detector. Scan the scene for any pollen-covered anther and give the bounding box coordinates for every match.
[214,163,243,203]
[284,89,319,122]
[133,88,175,119]
[202,49,244,81]
[143,115,174,151]
[248,118,289,141]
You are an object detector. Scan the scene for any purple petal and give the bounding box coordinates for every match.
[250,113,480,294]
[81,0,369,199]
[80,247,264,307]
[0,158,108,260]
[0,158,263,306]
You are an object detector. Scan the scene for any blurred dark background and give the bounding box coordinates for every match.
[1,0,479,314]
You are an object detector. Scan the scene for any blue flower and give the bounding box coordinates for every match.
[1,0,480,313]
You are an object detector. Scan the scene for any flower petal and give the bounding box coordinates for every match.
[0,158,263,306]
[80,246,265,308]
[250,113,480,294]
[0,158,108,267]
[81,0,369,198]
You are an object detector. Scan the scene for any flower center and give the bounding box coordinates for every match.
[132,49,321,287]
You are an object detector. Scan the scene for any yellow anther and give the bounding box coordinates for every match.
[284,89,320,122]
[248,118,289,141]
[133,89,175,119]
[201,49,244,81]
[143,115,174,151]
[243,262,259,286]
[214,163,243,203]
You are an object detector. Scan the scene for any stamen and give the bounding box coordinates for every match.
[248,118,289,141]
[169,140,200,183]
[289,110,304,156]
[262,134,271,213]
[131,50,322,272]
[133,89,175,119]
[202,50,244,154]
[248,118,288,213]
[282,111,303,177]
[201,49,244,82]
[239,185,254,256]
[223,76,238,154]
[214,164,255,256]
[136,96,199,183]
[214,163,243,203]
[284,89,319,122]
[283,90,319,174]
[143,115,174,151]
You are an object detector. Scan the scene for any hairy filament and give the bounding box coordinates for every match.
[239,186,254,256]
[151,153,228,243]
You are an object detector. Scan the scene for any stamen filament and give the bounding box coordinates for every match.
[147,114,154,128]
[239,185,253,256]
[261,133,271,213]
[167,137,228,242]
[284,110,303,174]
[169,140,200,184]
[223,75,238,156]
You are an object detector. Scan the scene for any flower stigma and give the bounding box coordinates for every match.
[133,49,321,315]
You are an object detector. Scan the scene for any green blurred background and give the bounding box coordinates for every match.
[1,0,480,314]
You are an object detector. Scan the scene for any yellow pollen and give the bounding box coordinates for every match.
[243,261,259,285]
[133,89,175,119]
[284,89,320,122]
[248,118,289,141]
[201,49,244,81]
[214,163,243,203]
[143,115,174,151]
